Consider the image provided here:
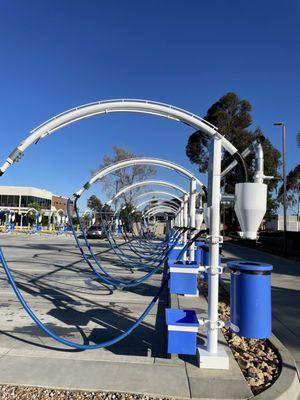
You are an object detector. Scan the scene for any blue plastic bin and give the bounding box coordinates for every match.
[228,260,273,339]
[168,244,185,263]
[166,308,199,355]
[169,260,199,295]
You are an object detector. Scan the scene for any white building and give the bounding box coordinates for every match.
[265,215,299,232]
[0,186,52,212]
[0,186,71,226]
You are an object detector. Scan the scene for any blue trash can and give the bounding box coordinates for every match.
[228,260,273,339]
[169,260,199,295]
[202,244,222,282]
[166,308,199,355]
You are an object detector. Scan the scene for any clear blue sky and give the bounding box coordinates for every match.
[0,0,299,206]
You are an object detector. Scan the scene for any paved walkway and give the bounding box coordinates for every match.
[0,234,251,399]
[222,242,300,374]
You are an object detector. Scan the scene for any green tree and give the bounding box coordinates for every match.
[186,92,281,218]
[87,195,114,224]
[92,146,156,205]
[80,213,91,229]
[87,195,102,212]
[27,202,42,212]
[87,195,103,224]
[278,164,300,217]
[120,203,137,231]
[27,202,42,224]
[186,92,253,173]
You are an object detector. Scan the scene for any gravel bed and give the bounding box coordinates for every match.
[0,387,170,400]
[200,281,281,396]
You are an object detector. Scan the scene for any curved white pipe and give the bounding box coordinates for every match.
[146,209,177,219]
[76,158,204,198]
[144,205,178,217]
[0,99,237,175]
[0,208,15,224]
[136,198,180,210]
[108,180,189,206]
[25,208,39,217]
[135,190,182,203]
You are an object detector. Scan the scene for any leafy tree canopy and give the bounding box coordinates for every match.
[26,202,42,223]
[119,202,137,231]
[278,164,300,216]
[92,146,156,204]
[186,92,281,218]
[27,202,42,212]
[87,195,102,213]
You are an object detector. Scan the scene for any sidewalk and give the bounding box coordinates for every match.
[0,234,251,399]
[222,242,300,375]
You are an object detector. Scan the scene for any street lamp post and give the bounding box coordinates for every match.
[274,122,287,255]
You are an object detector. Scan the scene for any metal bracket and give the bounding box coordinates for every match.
[206,235,223,244]
[204,265,223,275]
[199,318,227,330]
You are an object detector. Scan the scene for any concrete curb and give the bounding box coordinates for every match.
[254,334,300,400]
[219,280,300,399]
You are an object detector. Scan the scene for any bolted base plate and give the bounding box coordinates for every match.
[197,344,229,369]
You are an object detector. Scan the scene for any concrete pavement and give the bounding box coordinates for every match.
[0,234,252,399]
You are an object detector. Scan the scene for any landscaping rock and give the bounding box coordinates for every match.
[0,386,170,400]
[199,281,281,396]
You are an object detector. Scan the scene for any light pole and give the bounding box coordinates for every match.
[273,122,287,255]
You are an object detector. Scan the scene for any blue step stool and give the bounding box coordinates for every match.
[169,260,199,295]
[168,244,185,263]
[166,308,199,355]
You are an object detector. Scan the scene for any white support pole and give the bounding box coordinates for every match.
[189,178,197,261]
[197,137,229,369]
[183,193,188,240]
[180,206,184,228]
[207,138,222,354]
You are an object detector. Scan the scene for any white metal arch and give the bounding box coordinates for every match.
[25,208,40,217]
[136,198,180,211]
[135,190,182,203]
[0,208,15,223]
[144,205,178,216]
[25,208,42,224]
[56,209,66,216]
[145,208,177,220]
[108,180,188,206]
[75,158,203,198]
[148,210,175,219]
[0,99,237,175]
[0,208,13,214]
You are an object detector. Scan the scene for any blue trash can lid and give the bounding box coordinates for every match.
[228,260,273,272]
[165,308,199,327]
